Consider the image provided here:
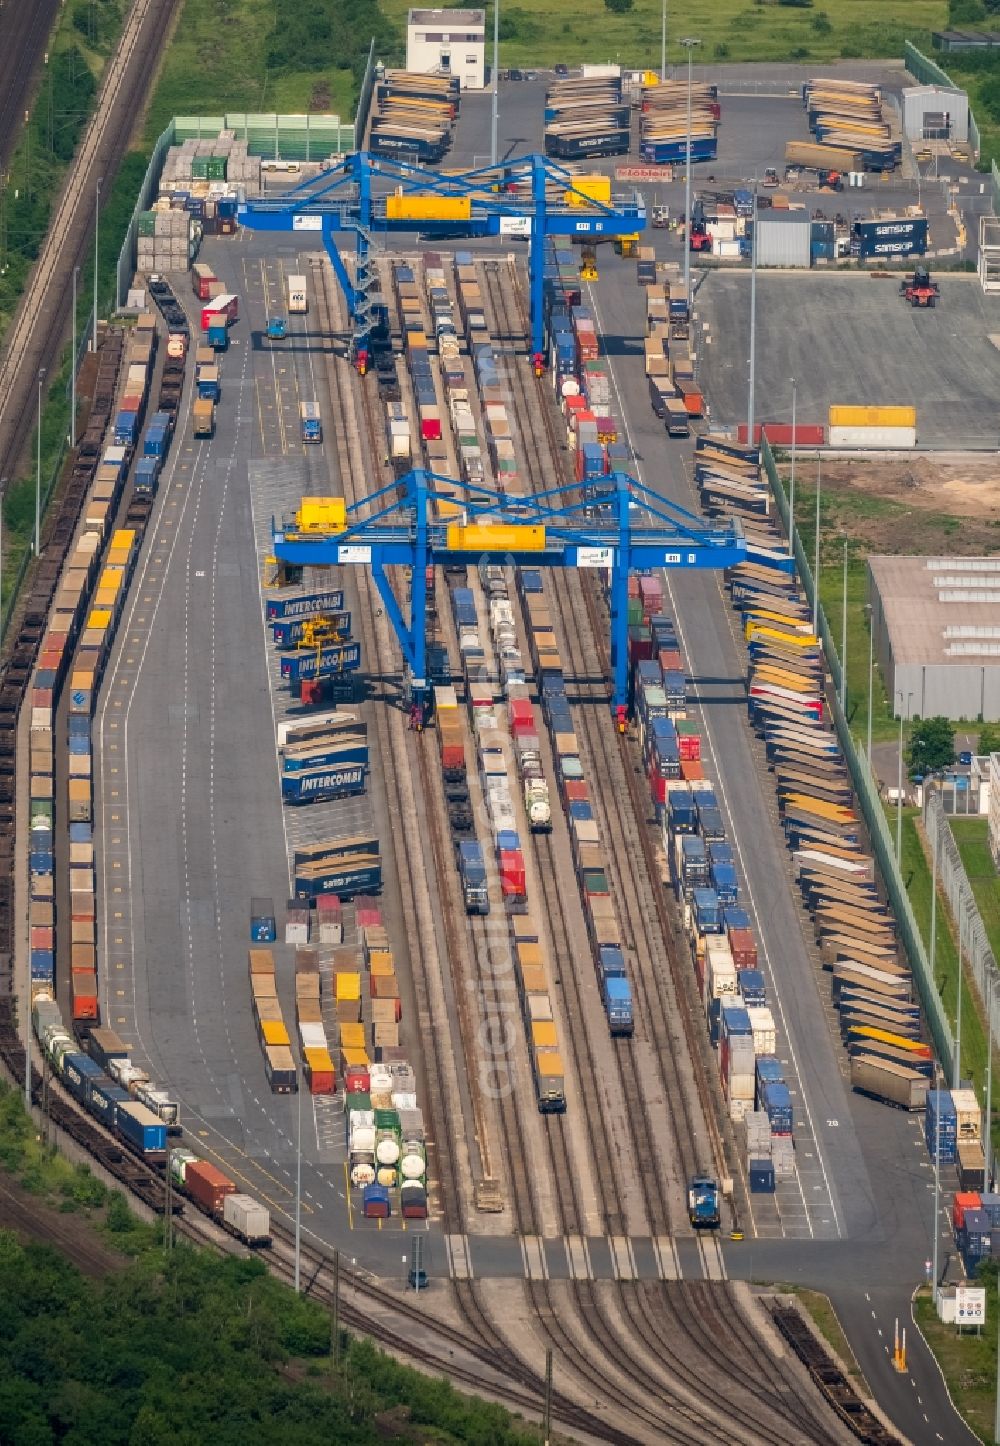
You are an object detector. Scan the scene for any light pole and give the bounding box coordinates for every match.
[895,689,912,863]
[34,368,44,556]
[490,0,499,166]
[294,1079,302,1292]
[680,38,700,302]
[812,456,821,636]
[71,266,79,447]
[91,175,102,351]
[840,534,848,714]
[864,602,874,761]
[747,180,758,444]
[955,897,964,1091]
[788,376,796,555]
[985,967,993,1191]
[932,1061,941,1304]
[660,0,668,83]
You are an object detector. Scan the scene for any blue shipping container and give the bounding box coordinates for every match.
[266,589,345,621]
[282,764,368,804]
[115,1102,167,1156]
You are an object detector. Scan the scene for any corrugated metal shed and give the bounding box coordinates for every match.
[902,85,969,142]
[754,212,811,269]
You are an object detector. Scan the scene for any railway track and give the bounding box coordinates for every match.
[0,0,60,171]
[481,257,849,1446]
[0,0,179,491]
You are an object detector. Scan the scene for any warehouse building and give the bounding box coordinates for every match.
[406,8,486,90]
[868,556,1000,721]
[901,85,969,143]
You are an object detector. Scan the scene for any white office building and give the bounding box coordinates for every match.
[406,9,486,91]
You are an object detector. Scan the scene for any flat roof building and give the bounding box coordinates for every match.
[868,555,1000,721]
[407,9,485,91]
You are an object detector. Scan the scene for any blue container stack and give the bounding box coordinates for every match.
[749,1158,776,1194]
[925,1089,957,1164]
[960,1207,992,1277]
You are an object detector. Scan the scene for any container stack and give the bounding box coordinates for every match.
[802,77,900,173]
[370,70,457,163]
[828,405,916,449]
[544,75,629,160]
[136,208,193,276]
[296,947,335,1095]
[639,80,721,166]
[248,947,297,1093]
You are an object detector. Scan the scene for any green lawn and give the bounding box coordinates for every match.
[952,817,1000,975]
[915,1279,998,1446]
[144,0,357,146]
[379,0,943,69]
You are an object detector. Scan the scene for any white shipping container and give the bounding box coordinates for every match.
[299,1021,328,1049]
[223,1192,270,1241]
[747,1006,776,1057]
[285,921,309,946]
[728,1072,755,1101]
[828,425,916,449]
[318,920,343,945]
[729,1095,752,1123]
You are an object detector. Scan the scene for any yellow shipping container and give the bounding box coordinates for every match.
[335,971,361,1000]
[341,1046,370,1070]
[828,405,916,429]
[86,608,113,631]
[535,1049,563,1079]
[520,964,548,995]
[111,528,136,552]
[368,950,394,977]
[260,1019,291,1047]
[446,523,545,552]
[532,1020,559,1050]
[296,496,345,533]
[339,1022,366,1048]
[563,174,612,208]
[304,1046,335,1072]
[385,193,472,222]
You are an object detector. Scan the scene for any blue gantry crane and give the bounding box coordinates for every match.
[269,469,761,715]
[237,151,645,366]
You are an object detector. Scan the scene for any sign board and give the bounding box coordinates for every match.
[500,216,531,238]
[338,545,372,563]
[615,165,674,183]
[576,545,614,569]
[956,1285,986,1325]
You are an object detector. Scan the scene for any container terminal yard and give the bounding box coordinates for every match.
[0,55,989,1446]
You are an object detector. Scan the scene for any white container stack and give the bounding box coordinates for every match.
[746,1110,771,1162]
[136,208,192,275]
[771,1135,795,1179]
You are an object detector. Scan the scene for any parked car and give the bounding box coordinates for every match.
[508,68,523,81]
[554,63,569,77]
[959,750,973,766]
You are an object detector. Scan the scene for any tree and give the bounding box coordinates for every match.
[978,723,1000,755]
[906,716,955,777]
[949,0,987,22]
[604,0,633,11]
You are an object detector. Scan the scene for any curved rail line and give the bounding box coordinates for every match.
[0,0,179,489]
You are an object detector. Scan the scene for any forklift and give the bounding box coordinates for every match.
[899,265,940,308]
[579,245,598,281]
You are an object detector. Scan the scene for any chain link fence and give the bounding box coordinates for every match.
[924,787,999,1049]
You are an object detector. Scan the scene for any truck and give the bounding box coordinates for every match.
[193,398,215,438]
[287,274,308,313]
[300,401,322,444]
[133,457,160,497]
[458,840,489,915]
[196,363,220,401]
[687,1174,721,1228]
[208,316,229,351]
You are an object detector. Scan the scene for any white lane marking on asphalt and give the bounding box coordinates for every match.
[587,278,843,1243]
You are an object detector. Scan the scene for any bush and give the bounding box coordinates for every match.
[605,0,634,10]
[811,10,832,32]
[714,42,730,57]
[979,74,1000,121]
[950,0,987,21]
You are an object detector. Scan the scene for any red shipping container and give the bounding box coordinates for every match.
[509,699,534,729]
[678,733,701,762]
[30,926,54,952]
[184,1160,236,1214]
[44,631,69,650]
[953,1191,982,1231]
[627,575,640,598]
[563,780,590,804]
[737,423,826,447]
[72,899,96,922]
[71,971,99,1021]
[355,898,382,926]
[420,417,442,441]
[628,632,654,666]
[440,741,465,772]
[306,1059,336,1095]
[728,927,758,970]
[680,759,704,784]
[121,393,143,413]
[200,295,239,330]
[32,687,53,709]
[345,1067,370,1093]
[500,849,526,899]
[193,272,216,300]
[648,768,667,805]
[40,649,65,671]
[316,893,341,916]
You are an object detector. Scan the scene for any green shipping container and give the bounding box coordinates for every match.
[627,599,644,626]
[582,869,609,896]
[373,1108,400,1133]
[207,156,227,180]
[191,157,209,180]
[675,720,699,738]
[137,211,157,237]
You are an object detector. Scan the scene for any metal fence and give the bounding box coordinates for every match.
[760,435,955,1076]
[993,158,1000,216]
[175,114,355,161]
[924,787,999,1067]
[115,121,175,309]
